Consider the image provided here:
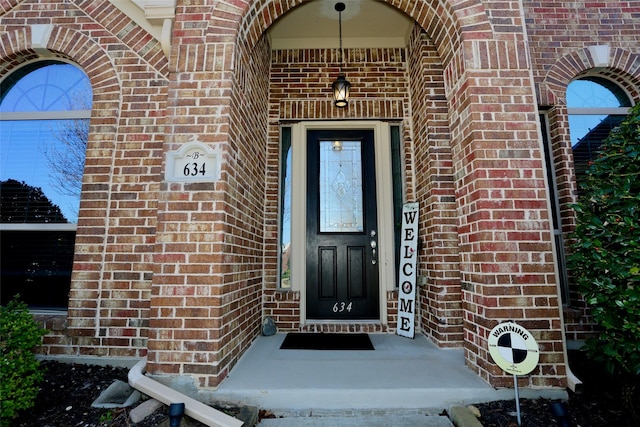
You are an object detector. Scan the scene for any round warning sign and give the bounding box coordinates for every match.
[488,322,539,376]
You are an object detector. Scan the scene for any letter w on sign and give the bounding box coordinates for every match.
[396,202,419,338]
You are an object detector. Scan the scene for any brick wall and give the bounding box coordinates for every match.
[407,25,463,347]
[440,25,566,390]
[524,0,640,343]
[2,0,638,391]
[145,9,272,387]
[1,0,168,358]
[262,0,568,388]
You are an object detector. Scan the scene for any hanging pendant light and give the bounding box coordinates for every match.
[332,2,350,108]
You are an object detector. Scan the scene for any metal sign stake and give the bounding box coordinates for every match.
[513,374,522,426]
[488,321,539,427]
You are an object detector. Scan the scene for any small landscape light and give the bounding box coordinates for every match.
[549,401,571,427]
[169,402,185,427]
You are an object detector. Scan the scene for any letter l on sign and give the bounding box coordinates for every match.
[396,202,419,338]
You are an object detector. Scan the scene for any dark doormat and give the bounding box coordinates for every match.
[280,333,374,350]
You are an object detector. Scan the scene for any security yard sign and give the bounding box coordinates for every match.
[488,321,539,426]
[396,202,419,339]
[488,321,539,375]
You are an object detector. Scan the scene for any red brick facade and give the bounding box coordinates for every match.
[1,0,638,391]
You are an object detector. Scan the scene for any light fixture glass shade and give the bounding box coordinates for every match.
[332,73,351,108]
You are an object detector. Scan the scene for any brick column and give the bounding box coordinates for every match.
[447,39,566,388]
[146,1,270,388]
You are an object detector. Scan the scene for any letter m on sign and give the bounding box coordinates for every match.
[396,202,419,338]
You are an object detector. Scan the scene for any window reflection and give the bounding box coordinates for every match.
[1,62,91,223]
[567,78,631,190]
[0,61,90,309]
[279,128,292,288]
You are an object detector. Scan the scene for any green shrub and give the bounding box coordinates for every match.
[568,102,640,379]
[0,296,48,426]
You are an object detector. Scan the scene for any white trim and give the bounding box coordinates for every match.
[0,111,92,120]
[566,107,629,115]
[109,0,175,58]
[587,45,610,67]
[291,121,395,325]
[0,223,77,231]
[30,24,54,56]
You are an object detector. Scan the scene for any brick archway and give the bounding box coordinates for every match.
[0,26,122,147]
[0,25,122,338]
[539,47,640,106]
[207,0,493,66]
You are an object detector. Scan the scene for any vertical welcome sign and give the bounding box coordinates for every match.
[396,202,419,338]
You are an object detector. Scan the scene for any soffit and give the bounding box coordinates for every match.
[267,0,414,49]
[109,0,175,41]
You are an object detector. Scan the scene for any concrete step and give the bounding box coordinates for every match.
[257,413,454,426]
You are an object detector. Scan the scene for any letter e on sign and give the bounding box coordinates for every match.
[396,202,419,339]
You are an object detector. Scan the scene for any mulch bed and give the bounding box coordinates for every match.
[9,361,239,427]
[473,350,640,426]
[10,362,163,427]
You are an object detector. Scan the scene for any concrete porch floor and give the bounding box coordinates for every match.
[209,333,567,415]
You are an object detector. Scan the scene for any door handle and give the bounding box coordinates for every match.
[370,230,377,264]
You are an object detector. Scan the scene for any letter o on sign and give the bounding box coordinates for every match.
[488,322,539,376]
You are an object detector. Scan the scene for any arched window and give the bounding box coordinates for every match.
[0,61,91,309]
[541,77,633,305]
[567,77,632,188]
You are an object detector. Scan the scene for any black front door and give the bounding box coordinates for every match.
[306,129,379,320]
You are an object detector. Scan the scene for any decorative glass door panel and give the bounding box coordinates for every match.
[319,140,364,233]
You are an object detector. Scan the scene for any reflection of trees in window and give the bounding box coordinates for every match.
[46,93,91,199]
[567,77,631,190]
[0,179,67,223]
[0,62,91,222]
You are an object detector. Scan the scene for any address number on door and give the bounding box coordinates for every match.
[332,301,353,313]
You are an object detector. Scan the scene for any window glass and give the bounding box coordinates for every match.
[318,140,364,233]
[279,127,292,288]
[390,125,403,288]
[539,114,570,303]
[567,78,630,189]
[549,77,633,306]
[1,62,91,112]
[0,62,90,309]
[567,78,630,109]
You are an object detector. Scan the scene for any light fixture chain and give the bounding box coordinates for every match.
[338,8,343,70]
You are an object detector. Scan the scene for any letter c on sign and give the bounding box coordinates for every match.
[403,263,413,276]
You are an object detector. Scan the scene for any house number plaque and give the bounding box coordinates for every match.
[166,141,221,182]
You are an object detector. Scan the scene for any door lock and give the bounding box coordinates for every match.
[370,230,377,264]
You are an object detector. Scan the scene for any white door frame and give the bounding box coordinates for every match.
[290,121,396,325]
